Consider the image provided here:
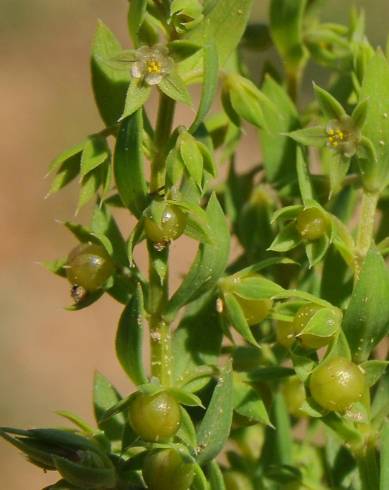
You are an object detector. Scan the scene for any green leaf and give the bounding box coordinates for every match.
[190,42,219,133]
[298,306,341,339]
[47,153,81,197]
[128,0,148,47]
[305,234,330,268]
[296,147,313,204]
[42,258,67,278]
[91,21,130,126]
[91,204,128,267]
[286,126,325,147]
[196,364,233,465]
[372,370,389,424]
[172,294,222,393]
[233,375,272,426]
[77,167,102,212]
[53,456,116,489]
[48,141,86,174]
[360,360,388,388]
[56,411,94,435]
[259,76,299,186]
[114,110,148,217]
[381,422,389,490]
[159,71,193,105]
[208,461,226,490]
[351,98,369,130]
[80,136,110,178]
[223,292,258,346]
[168,40,202,61]
[171,199,213,244]
[192,464,210,490]
[270,0,307,70]
[165,194,230,320]
[116,285,148,386]
[342,249,389,362]
[179,132,204,188]
[359,51,389,190]
[120,78,152,120]
[177,407,197,447]
[313,83,346,120]
[93,372,125,442]
[185,0,254,68]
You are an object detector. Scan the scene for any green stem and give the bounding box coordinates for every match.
[273,392,293,465]
[148,92,176,386]
[355,440,380,490]
[150,93,176,193]
[355,190,379,278]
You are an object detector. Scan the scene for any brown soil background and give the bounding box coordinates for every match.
[0,1,386,488]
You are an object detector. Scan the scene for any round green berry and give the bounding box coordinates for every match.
[296,207,328,241]
[309,357,365,412]
[236,296,272,326]
[282,376,306,417]
[142,449,194,490]
[128,392,181,442]
[144,205,187,244]
[66,242,114,292]
[223,471,253,490]
[275,320,295,348]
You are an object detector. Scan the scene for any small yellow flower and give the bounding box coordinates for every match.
[131,45,174,86]
[326,117,360,158]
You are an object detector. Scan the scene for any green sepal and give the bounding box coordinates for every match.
[159,71,192,105]
[166,388,204,408]
[313,83,346,120]
[42,257,67,278]
[286,126,325,147]
[208,460,226,490]
[223,292,259,346]
[360,360,388,388]
[225,274,284,300]
[169,199,213,244]
[91,21,130,126]
[357,135,378,163]
[114,110,148,217]
[233,374,272,426]
[271,205,302,224]
[290,351,316,382]
[120,78,151,121]
[342,249,389,362]
[46,147,83,197]
[93,372,125,442]
[101,49,137,71]
[196,364,233,465]
[116,285,148,386]
[56,411,95,435]
[268,222,302,253]
[53,455,116,489]
[305,233,331,268]
[297,306,342,339]
[177,407,197,447]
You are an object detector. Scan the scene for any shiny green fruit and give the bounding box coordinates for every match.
[144,205,187,244]
[142,449,194,490]
[66,243,114,292]
[128,392,181,442]
[275,320,295,348]
[236,296,272,326]
[309,357,365,412]
[282,376,306,417]
[296,207,328,241]
[223,471,254,490]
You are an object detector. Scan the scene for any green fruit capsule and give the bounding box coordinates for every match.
[223,471,254,490]
[144,204,187,244]
[282,376,306,417]
[275,320,295,348]
[128,392,181,442]
[66,243,114,292]
[296,207,328,241]
[293,304,331,349]
[236,296,272,326]
[143,449,194,490]
[309,357,365,412]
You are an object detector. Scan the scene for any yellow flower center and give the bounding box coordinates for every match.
[146,59,162,74]
[327,128,345,148]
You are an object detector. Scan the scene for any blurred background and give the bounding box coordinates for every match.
[0,0,387,487]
